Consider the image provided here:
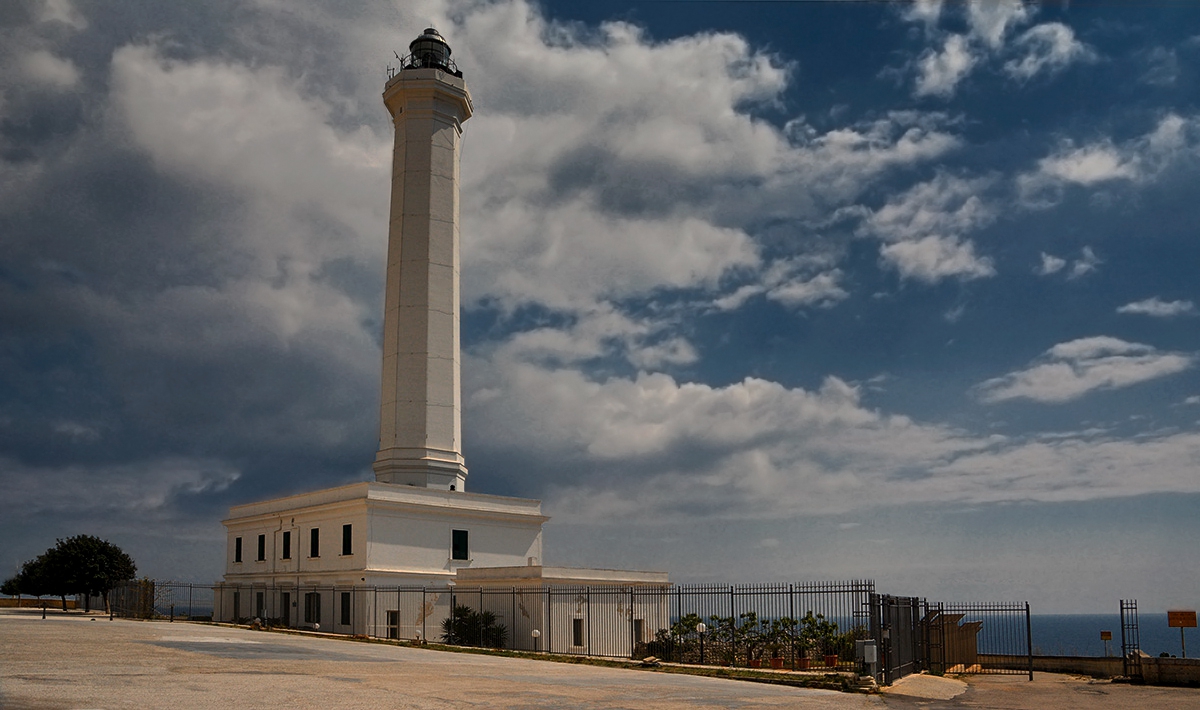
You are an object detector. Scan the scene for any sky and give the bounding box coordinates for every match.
[2,0,1199,614]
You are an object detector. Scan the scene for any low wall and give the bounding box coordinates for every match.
[1141,656,1200,687]
[0,598,78,609]
[979,653,1200,685]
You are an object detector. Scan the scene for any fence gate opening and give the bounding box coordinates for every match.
[1120,599,1142,681]
[869,594,923,685]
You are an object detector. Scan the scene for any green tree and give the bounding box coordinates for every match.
[440,604,507,649]
[1,536,136,612]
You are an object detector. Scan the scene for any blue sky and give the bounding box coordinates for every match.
[2,0,1199,613]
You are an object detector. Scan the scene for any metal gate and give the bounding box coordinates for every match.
[1120,599,1142,681]
[870,594,923,685]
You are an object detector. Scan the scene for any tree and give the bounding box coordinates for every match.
[1,536,136,612]
[440,604,508,649]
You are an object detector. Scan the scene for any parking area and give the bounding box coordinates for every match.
[3,610,1198,709]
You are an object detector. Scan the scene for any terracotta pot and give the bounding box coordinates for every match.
[748,659,762,668]
[796,657,811,670]
[824,654,839,667]
[769,657,785,669]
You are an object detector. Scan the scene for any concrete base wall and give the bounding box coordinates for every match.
[1141,656,1200,686]
[979,653,1200,685]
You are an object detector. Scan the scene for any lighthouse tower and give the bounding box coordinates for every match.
[374,28,473,491]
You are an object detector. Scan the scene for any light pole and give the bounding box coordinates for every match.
[532,628,541,653]
[697,622,707,665]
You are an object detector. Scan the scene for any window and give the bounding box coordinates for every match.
[234,537,242,563]
[232,591,241,621]
[257,534,265,561]
[386,610,399,639]
[304,592,321,624]
[633,619,644,644]
[310,527,320,558]
[282,531,291,560]
[451,529,469,561]
[256,592,265,619]
[340,592,351,626]
[572,618,584,647]
[342,524,352,556]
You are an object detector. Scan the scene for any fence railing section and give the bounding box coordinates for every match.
[108,579,1031,684]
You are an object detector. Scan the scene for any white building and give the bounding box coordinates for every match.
[216,29,667,647]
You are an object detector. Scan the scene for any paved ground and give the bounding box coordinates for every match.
[2,610,1199,709]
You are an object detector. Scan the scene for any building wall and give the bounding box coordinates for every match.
[366,506,542,580]
[224,501,369,585]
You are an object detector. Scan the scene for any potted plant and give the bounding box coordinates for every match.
[739,612,764,667]
[765,617,796,669]
[800,611,840,669]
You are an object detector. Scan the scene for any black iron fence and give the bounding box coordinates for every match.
[107,579,1031,685]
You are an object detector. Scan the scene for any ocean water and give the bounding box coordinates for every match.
[1031,614,1193,658]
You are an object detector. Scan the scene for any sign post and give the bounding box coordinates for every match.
[1168,611,1197,659]
[1100,630,1112,657]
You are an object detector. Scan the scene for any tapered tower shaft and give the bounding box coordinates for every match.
[374,29,472,490]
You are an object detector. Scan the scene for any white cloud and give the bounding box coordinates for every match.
[1018,114,1200,206]
[1036,252,1066,276]
[1067,246,1101,279]
[1117,297,1196,317]
[914,35,977,98]
[975,336,1194,404]
[19,49,80,88]
[1140,47,1179,87]
[467,349,1200,522]
[1004,23,1095,81]
[880,235,995,284]
[864,173,996,242]
[966,0,1031,50]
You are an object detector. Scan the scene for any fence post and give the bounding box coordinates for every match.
[1025,602,1033,681]
[789,583,795,670]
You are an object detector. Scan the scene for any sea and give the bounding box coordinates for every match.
[1031,614,1192,658]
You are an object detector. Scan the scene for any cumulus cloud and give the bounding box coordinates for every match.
[1067,246,1101,279]
[1117,297,1196,317]
[864,173,996,243]
[1036,252,1066,276]
[880,235,995,284]
[975,336,1195,404]
[467,349,1200,521]
[914,35,977,98]
[1019,114,1200,206]
[1004,23,1095,81]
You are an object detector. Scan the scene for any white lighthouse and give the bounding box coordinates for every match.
[217,30,666,629]
[375,28,472,492]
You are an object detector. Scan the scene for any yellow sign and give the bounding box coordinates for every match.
[1100,630,1112,640]
[1168,610,1197,628]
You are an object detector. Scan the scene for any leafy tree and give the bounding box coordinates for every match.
[1,536,136,612]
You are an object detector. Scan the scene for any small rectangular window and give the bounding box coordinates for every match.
[342,524,352,556]
[304,592,321,624]
[633,619,644,644]
[451,529,469,561]
[257,534,266,561]
[234,537,242,563]
[310,527,320,558]
[256,591,264,619]
[280,592,291,626]
[340,592,351,626]
[282,531,291,560]
[572,618,584,647]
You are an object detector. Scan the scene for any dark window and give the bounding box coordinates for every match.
[234,537,242,563]
[572,618,584,647]
[256,592,264,619]
[386,610,399,639]
[633,619,644,643]
[282,531,291,560]
[340,592,351,626]
[310,527,320,558]
[233,591,240,620]
[451,529,469,561]
[257,534,265,561]
[304,592,321,624]
[342,524,352,556]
